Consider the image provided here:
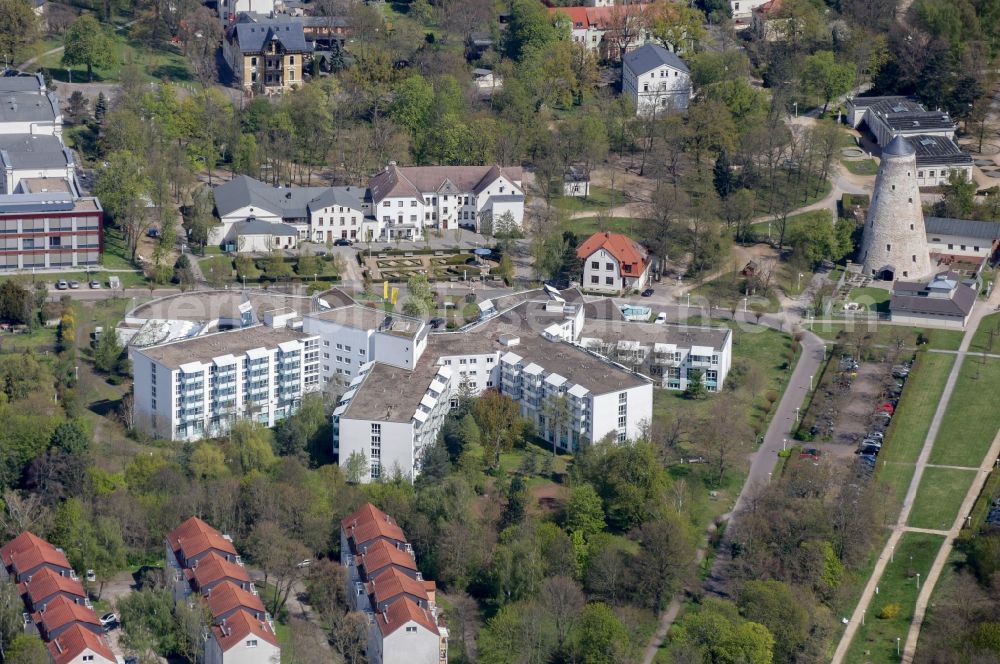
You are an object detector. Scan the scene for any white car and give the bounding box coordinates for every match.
[654,312,667,324]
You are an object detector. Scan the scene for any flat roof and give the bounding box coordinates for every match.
[911,135,973,165]
[135,325,313,370]
[342,360,447,423]
[579,319,731,350]
[307,304,424,339]
[131,291,317,323]
[16,177,73,194]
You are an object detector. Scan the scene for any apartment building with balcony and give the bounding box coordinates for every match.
[130,324,320,441]
[0,190,102,271]
[579,320,732,392]
[223,17,312,93]
[339,504,447,664]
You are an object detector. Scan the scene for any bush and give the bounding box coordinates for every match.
[878,603,901,619]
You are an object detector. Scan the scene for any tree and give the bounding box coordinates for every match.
[634,514,696,610]
[684,369,706,399]
[343,450,369,483]
[738,579,813,663]
[49,421,89,455]
[93,324,124,374]
[505,0,559,61]
[62,15,116,81]
[5,634,47,664]
[188,442,228,480]
[500,475,529,529]
[93,151,151,261]
[566,483,606,537]
[570,603,629,664]
[648,1,705,52]
[94,92,108,123]
[674,598,774,664]
[0,281,31,325]
[472,391,524,471]
[801,51,855,114]
[0,0,39,65]
[246,521,310,616]
[713,149,736,199]
[231,421,276,473]
[497,254,515,285]
[402,274,435,317]
[66,91,90,124]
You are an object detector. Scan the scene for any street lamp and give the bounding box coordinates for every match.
[767,472,772,483]
[782,438,787,451]
[742,296,748,313]
[795,406,800,423]
[890,544,894,562]
[897,637,901,657]
[916,572,921,589]
[809,374,814,389]
[797,272,804,291]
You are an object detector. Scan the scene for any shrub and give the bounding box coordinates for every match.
[878,603,901,620]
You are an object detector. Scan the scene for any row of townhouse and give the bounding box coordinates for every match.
[1,532,118,664]
[166,517,280,664]
[209,165,524,249]
[845,96,973,188]
[130,321,321,441]
[340,504,447,664]
[0,74,103,272]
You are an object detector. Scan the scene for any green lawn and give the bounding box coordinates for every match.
[928,357,1000,467]
[907,467,977,530]
[0,325,57,354]
[968,312,1000,354]
[689,270,781,314]
[848,286,891,313]
[843,159,880,176]
[805,322,964,351]
[32,30,195,84]
[561,216,648,239]
[101,228,138,271]
[549,186,623,213]
[845,532,945,664]
[874,352,955,514]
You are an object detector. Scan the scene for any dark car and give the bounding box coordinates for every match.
[429,317,445,329]
[858,443,881,456]
[147,228,160,238]
[641,288,654,297]
[334,238,353,246]
[799,448,821,461]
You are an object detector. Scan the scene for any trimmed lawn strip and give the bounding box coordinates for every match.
[843,159,880,176]
[848,286,891,313]
[906,467,977,531]
[805,322,964,351]
[968,312,1000,354]
[928,357,1000,467]
[844,532,944,664]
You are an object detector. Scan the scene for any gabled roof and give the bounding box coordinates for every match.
[234,218,297,237]
[18,567,86,604]
[358,540,417,579]
[47,624,116,664]
[206,581,266,620]
[548,5,646,31]
[366,566,429,606]
[367,164,523,204]
[891,272,977,318]
[166,517,238,562]
[374,596,439,637]
[186,552,250,590]
[623,43,689,76]
[576,231,651,278]
[213,175,362,220]
[341,503,408,548]
[32,595,102,635]
[0,133,72,170]
[1,532,69,573]
[227,20,312,54]
[925,217,1000,241]
[211,609,279,651]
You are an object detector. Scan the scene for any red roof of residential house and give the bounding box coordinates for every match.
[358,540,417,579]
[374,597,439,637]
[1,532,71,574]
[206,581,266,620]
[47,624,115,664]
[18,567,86,605]
[211,608,279,651]
[576,231,651,278]
[32,595,102,635]
[185,552,250,591]
[755,0,782,15]
[366,567,429,607]
[548,5,648,30]
[167,517,238,562]
[341,504,408,549]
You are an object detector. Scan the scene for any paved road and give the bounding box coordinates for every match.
[831,286,1000,663]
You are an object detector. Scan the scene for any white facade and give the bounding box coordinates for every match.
[308,203,372,243]
[3,161,74,195]
[582,247,651,294]
[218,0,274,23]
[369,624,442,664]
[333,364,454,483]
[0,93,62,137]
[926,234,995,258]
[731,0,770,21]
[623,62,691,116]
[915,163,974,188]
[130,327,320,441]
[205,631,280,664]
[50,644,117,664]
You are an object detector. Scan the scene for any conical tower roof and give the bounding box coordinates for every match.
[883,135,915,156]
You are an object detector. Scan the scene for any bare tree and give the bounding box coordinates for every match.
[540,576,585,652]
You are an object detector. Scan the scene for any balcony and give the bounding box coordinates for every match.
[689,357,713,368]
[653,354,682,366]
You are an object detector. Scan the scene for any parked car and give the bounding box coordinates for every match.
[641,288,654,297]
[799,448,822,461]
[86,569,96,582]
[296,559,312,569]
[108,276,120,289]
[654,312,667,324]
[333,238,353,246]
[867,431,884,441]
[858,443,881,456]
[68,280,80,289]
[89,280,101,289]
[55,280,68,290]
[429,317,445,329]
[147,228,160,238]
[100,613,118,629]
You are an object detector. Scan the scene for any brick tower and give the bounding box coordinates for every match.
[859,135,933,282]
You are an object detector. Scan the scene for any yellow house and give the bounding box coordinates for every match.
[223,19,312,94]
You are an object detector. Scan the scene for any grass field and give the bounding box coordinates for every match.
[33,29,195,84]
[689,270,781,313]
[928,357,1000,467]
[549,186,623,213]
[968,312,1000,354]
[805,322,964,351]
[848,286,891,313]
[907,467,977,530]
[562,216,648,239]
[874,352,955,514]
[843,159,880,176]
[845,532,944,664]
